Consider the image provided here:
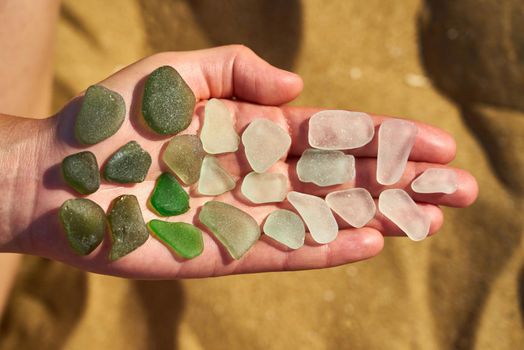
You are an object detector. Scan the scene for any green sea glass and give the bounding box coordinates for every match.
[148,220,203,259]
[198,201,260,260]
[74,85,126,145]
[108,195,149,261]
[61,151,100,194]
[162,134,205,185]
[104,141,152,183]
[263,209,305,249]
[59,198,106,255]
[141,66,195,135]
[149,173,189,216]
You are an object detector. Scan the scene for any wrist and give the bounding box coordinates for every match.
[0,115,57,253]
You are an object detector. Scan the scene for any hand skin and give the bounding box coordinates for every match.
[0,45,478,279]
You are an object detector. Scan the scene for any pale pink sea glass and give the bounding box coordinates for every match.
[287,191,338,244]
[411,168,458,194]
[326,188,376,228]
[377,119,418,185]
[378,189,430,241]
[308,110,375,150]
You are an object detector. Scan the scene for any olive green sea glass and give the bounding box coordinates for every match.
[162,134,205,185]
[108,195,149,261]
[148,220,203,259]
[61,151,100,194]
[104,141,152,183]
[74,85,126,145]
[141,66,195,135]
[59,198,106,255]
[199,201,260,260]
[149,173,189,216]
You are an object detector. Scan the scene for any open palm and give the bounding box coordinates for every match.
[27,46,477,279]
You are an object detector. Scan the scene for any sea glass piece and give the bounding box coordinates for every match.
[141,65,195,135]
[74,85,126,145]
[199,201,260,259]
[163,134,205,185]
[263,209,305,249]
[241,172,287,203]
[287,191,338,244]
[411,168,458,194]
[378,189,430,241]
[148,220,203,259]
[108,195,149,260]
[242,118,291,173]
[377,119,418,185]
[59,198,106,255]
[104,141,152,183]
[325,188,376,228]
[297,148,355,187]
[149,173,189,216]
[200,99,239,154]
[308,110,374,150]
[61,151,100,194]
[198,156,236,196]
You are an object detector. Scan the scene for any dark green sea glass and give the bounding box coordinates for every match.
[198,201,260,260]
[74,85,126,145]
[108,195,149,261]
[104,141,152,183]
[149,173,189,216]
[148,220,203,259]
[141,66,195,135]
[59,198,106,255]
[61,151,100,194]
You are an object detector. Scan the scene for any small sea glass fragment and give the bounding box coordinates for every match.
[297,148,355,187]
[74,85,126,145]
[411,168,458,194]
[108,195,149,260]
[263,209,305,249]
[141,66,195,135]
[148,220,203,259]
[242,118,291,173]
[241,172,287,203]
[104,141,152,183]
[199,201,260,259]
[59,198,106,255]
[61,151,100,194]
[326,188,376,228]
[287,191,338,244]
[377,119,418,185]
[378,189,430,241]
[308,110,375,150]
[149,173,189,216]
[200,99,239,154]
[163,134,205,185]
[198,156,236,196]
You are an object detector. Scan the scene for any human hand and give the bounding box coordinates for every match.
[0,45,478,278]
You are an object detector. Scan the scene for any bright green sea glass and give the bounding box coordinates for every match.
[148,220,203,259]
[149,173,189,216]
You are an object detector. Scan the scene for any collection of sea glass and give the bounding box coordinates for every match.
[59,66,458,262]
